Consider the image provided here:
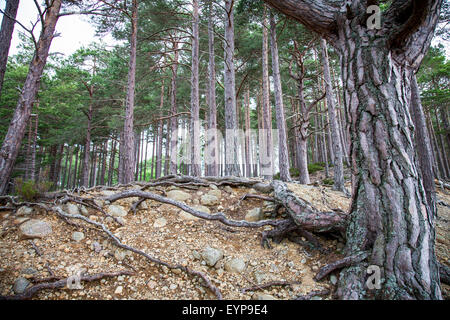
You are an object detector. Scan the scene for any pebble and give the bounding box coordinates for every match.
[114,286,123,295]
[153,217,167,228]
[71,231,85,242]
[13,277,30,294]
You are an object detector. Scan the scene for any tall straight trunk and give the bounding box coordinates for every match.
[0,0,61,195]
[121,0,138,184]
[72,147,79,188]
[190,0,201,176]
[169,41,179,175]
[223,0,239,176]
[30,112,38,182]
[134,131,140,181]
[269,12,291,181]
[297,71,310,184]
[434,108,450,177]
[54,144,64,189]
[82,99,93,187]
[428,113,444,179]
[206,0,218,176]
[100,141,107,185]
[0,0,20,96]
[155,80,164,178]
[144,130,149,181]
[257,90,263,177]
[244,87,251,177]
[66,146,73,189]
[261,5,273,180]
[320,38,345,191]
[108,138,117,185]
[118,131,124,183]
[61,145,69,189]
[164,121,171,176]
[410,74,436,217]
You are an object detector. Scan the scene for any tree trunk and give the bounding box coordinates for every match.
[0,0,19,96]
[206,1,218,177]
[0,0,61,195]
[82,99,93,187]
[121,0,138,184]
[223,0,239,176]
[169,41,179,175]
[320,38,345,192]
[244,87,252,178]
[269,12,291,182]
[260,5,273,180]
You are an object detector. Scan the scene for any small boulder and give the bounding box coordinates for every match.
[107,205,127,217]
[71,231,85,242]
[19,219,52,239]
[224,258,246,273]
[65,203,80,215]
[179,211,200,221]
[207,189,222,199]
[16,206,33,216]
[245,208,262,222]
[153,217,167,228]
[13,277,30,294]
[201,246,223,267]
[200,194,219,206]
[167,190,191,202]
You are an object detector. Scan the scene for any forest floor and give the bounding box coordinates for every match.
[0,173,448,300]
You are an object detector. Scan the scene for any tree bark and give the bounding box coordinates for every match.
[0,0,19,96]
[121,0,138,184]
[169,40,179,175]
[0,0,61,195]
[263,0,443,300]
[269,12,291,182]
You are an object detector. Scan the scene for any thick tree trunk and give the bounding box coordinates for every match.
[82,100,93,187]
[0,0,19,96]
[223,0,239,176]
[261,5,273,180]
[190,0,201,176]
[269,12,291,182]
[121,0,138,184]
[0,0,61,195]
[320,38,345,192]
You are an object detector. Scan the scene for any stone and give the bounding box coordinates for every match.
[201,246,223,266]
[16,206,33,216]
[140,200,148,210]
[245,208,262,222]
[107,205,127,217]
[167,190,191,202]
[116,217,126,225]
[192,205,211,214]
[330,275,338,285]
[153,217,167,228]
[71,231,85,242]
[13,277,30,294]
[224,186,233,193]
[224,258,246,273]
[169,284,178,290]
[93,199,104,207]
[65,203,80,215]
[114,286,123,295]
[192,250,201,260]
[19,219,52,238]
[252,293,277,300]
[91,242,102,253]
[21,267,37,276]
[209,184,218,190]
[200,194,219,206]
[179,211,200,221]
[80,205,89,216]
[253,271,267,284]
[114,249,127,261]
[207,189,221,198]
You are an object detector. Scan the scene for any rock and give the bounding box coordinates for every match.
[179,211,199,221]
[201,246,223,266]
[16,206,33,216]
[140,200,148,210]
[65,203,80,215]
[207,189,221,198]
[224,186,233,193]
[21,267,37,275]
[116,217,126,225]
[114,249,127,261]
[169,284,178,290]
[153,217,167,228]
[192,205,210,214]
[147,280,157,289]
[107,205,127,217]
[192,250,201,260]
[253,271,268,284]
[19,219,52,238]
[312,265,319,272]
[167,190,191,202]
[71,231,85,242]
[13,217,29,225]
[311,296,322,300]
[209,184,218,190]
[114,286,123,295]
[224,258,246,273]
[93,199,104,207]
[80,205,89,216]
[245,208,262,222]
[91,242,102,253]
[330,275,338,285]
[13,277,30,294]
[89,215,98,222]
[200,194,219,206]
[252,293,277,300]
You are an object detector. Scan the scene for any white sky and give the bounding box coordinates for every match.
[1,0,116,57]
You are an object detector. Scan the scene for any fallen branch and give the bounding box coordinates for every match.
[314,251,370,281]
[0,270,133,300]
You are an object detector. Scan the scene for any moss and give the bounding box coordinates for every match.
[308,162,325,174]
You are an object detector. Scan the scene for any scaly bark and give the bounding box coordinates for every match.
[0,0,19,96]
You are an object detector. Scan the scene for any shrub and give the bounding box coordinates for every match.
[308,162,324,174]
[322,178,334,185]
[14,177,53,201]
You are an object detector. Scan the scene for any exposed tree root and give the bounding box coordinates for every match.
[52,206,223,299]
[0,270,134,300]
[438,262,450,285]
[314,251,370,281]
[239,194,275,202]
[241,280,301,293]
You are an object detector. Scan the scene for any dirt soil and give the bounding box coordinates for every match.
[0,181,448,300]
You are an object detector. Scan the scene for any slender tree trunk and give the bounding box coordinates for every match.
[206,0,218,176]
[223,0,239,176]
[72,146,79,188]
[0,0,62,195]
[30,112,38,182]
[108,138,116,186]
[261,5,273,180]
[244,87,251,177]
[121,0,138,184]
[269,12,291,181]
[0,0,20,96]
[169,41,179,175]
[320,38,345,191]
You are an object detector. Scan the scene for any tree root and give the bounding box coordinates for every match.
[314,251,370,281]
[0,270,134,300]
[295,289,330,300]
[52,206,223,299]
[241,280,301,293]
[438,262,450,285]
